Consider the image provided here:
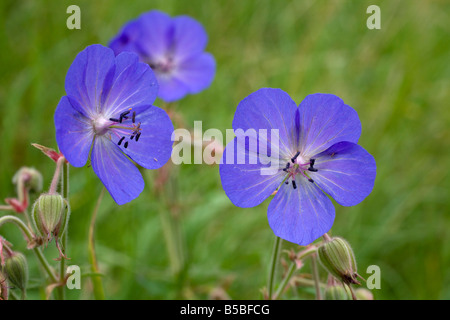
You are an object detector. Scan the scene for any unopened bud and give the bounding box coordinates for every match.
[31,193,68,243]
[355,288,374,300]
[0,271,8,300]
[2,252,28,291]
[13,167,43,194]
[318,237,360,285]
[324,276,349,300]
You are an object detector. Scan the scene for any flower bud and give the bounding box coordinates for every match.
[318,237,360,285]
[0,271,8,300]
[13,167,43,194]
[2,252,28,291]
[31,193,68,243]
[355,288,374,300]
[324,276,349,300]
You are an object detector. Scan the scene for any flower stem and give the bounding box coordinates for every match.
[0,215,57,283]
[272,246,317,300]
[48,157,65,194]
[267,235,282,299]
[57,161,69,300]
[311,253,322,300]
[88,187,106,300]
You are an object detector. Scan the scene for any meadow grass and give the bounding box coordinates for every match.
[0,0,449,299]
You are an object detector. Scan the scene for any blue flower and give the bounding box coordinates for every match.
[54,44,174,205]
[220,88,376,245]
[109,10,216,102]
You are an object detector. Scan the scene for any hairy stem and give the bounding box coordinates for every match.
[311,253,322,300]
[267,236,282,299]
[88,187,106,300]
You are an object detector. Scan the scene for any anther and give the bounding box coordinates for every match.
[124,141,129,149]
[292,180,297,189]
[285,181,289,184]
[120,110,130,118]
[308,178,314,183]
[130,135,135,140]
[308,158,318,172]
[135,133,141,142]
[109,118,120,122]
[291,151,300,163]
[132,111,136,123]
[118,137,125,146]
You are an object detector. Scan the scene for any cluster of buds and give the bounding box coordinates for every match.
[0,238,29,298]
[31,193,70,259]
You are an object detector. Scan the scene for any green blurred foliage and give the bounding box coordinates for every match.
[0,0,449,300]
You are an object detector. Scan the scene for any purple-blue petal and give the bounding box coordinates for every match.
[91,136,144,205]
[267,178,335,245]
[109,19,143,57]
[101,51,158,116]
[110,105,174,169]
[65,45,115,117]
[232,88,298,159]
[172,52,215,94]
[171,15,208,63]
[54,96,93,167]
[219,137,284,208]
[298,93,361,157]
[309,141,376,206]
[137,10,173,62]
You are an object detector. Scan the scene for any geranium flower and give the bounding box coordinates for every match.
[109,10,216,102]
[54,44,174,205]
[220,88,376,245]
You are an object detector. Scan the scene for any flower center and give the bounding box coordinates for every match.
[149,56,175,75]
[282,151,318,189]
[93,109,143,149]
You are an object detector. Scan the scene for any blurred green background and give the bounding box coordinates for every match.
[0,0,449,300]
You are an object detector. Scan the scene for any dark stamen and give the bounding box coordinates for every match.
[124,141,129,149]
[292,180,297,189]
[132,111,136,123]
[118,136,125,145]
[130,135,134,140]
[135,133,141,142]
[282,168,287,172]
[285,181,289,184]
[120,110,130,117]
[291,151,300,163]
[308,178,314,183]
[109,118,120,122]
[308,158,318,172]
[285,162,290,169]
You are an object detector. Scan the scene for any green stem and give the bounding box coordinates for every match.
[57,161,69,300]
[0,215,57,283]
[311,253,322,300]
[267,235,282,299]
[272,246,317,300]
[88,187,106,300]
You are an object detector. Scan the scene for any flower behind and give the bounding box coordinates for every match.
[220,88,376,245]
[54,44,174,205]
[109,10,216,102]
